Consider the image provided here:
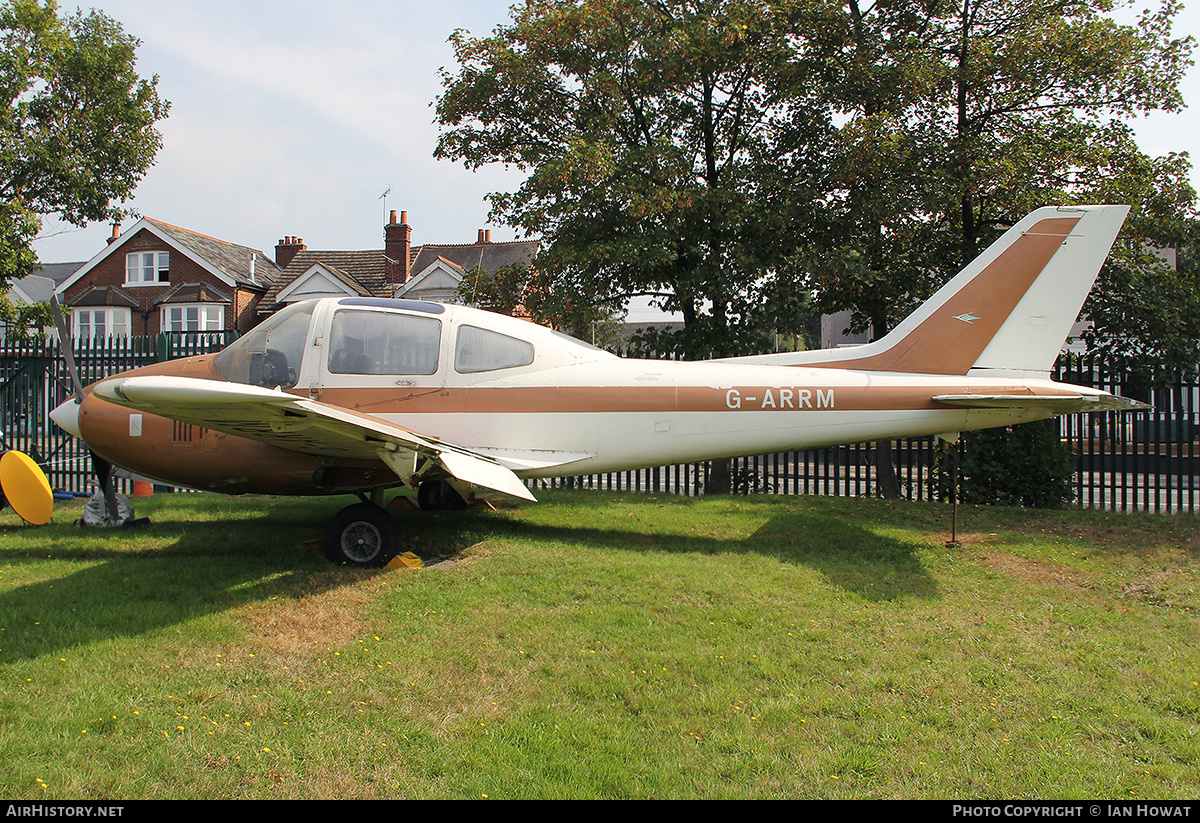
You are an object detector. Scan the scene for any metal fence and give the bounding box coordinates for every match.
[0,332,236,495]
[1055,359,1199,513]
[1,337,1196,512]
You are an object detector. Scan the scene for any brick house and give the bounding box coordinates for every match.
[55,211,540,340]
[260,210,540,315]
[56,217,282,338]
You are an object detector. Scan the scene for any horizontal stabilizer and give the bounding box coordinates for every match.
[932,393,1149,413]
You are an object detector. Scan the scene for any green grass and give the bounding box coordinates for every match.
[1,490,1197,798]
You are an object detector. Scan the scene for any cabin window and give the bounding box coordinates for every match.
[454,325,535,373]
[328,310,441,375]
[214,300,316,388]
[126,251,170,285]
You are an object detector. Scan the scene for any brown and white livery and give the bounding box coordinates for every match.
[51,205,1143,565]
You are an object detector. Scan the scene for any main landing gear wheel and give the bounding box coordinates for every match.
[417,479,467,511]
[325,503,397,567]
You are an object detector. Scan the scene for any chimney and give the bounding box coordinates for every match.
[384,209,411,285]
[107,223,121,245]
[275,235,306,268]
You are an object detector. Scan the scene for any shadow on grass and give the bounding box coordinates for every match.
[0,496,377,664]
[0,492,938,663]
[403,499,940,602]
[752,511,940,601]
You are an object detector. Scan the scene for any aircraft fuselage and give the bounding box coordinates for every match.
[65,297,1102,495]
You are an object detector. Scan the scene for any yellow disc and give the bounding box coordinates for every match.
[0,450,54,526]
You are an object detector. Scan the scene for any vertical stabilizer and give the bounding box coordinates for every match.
[721,205,1130,377]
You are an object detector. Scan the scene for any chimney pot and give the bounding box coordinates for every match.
[275,235,306,268]
[389,210,398,225]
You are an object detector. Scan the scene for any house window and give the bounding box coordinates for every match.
[72,308,130,340]
[126,251,170,285]
[161,304,224,332]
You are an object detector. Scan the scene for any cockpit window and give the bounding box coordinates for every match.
[328,310,441,375]
[455,325,535,373]
[214,300,316,388]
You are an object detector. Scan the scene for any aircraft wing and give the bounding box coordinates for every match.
[932,393,1150,413]
[92,375,536,501]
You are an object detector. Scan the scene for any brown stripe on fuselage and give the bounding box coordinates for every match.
[804,217,1081,375]
[313,383,1080,415]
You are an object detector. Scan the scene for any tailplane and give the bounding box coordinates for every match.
[729,205,1130,377]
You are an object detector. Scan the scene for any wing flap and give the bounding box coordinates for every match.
[93,375,536,501]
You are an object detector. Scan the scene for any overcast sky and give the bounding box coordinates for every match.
[29,0,1200,272]
[31,0,528,265]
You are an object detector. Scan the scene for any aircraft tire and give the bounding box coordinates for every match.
[417,479,467,511]
[326,502,397,567]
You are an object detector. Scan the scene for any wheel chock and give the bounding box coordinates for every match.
[386,551,424,570]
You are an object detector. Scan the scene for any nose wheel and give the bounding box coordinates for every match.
[325,502,397,566]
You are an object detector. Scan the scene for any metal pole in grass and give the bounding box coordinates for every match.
[939,433,961,548]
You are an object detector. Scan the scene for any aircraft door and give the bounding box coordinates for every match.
[319,307,444,390]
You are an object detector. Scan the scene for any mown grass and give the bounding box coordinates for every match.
[0,490,1197,799]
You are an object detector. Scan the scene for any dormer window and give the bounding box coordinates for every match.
[126,251,170,285]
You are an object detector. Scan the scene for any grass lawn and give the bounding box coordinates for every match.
[0,489,1197,799]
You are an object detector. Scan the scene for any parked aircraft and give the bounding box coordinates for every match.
[50,205,1144,566]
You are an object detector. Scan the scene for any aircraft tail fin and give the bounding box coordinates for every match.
[731,205,1129,377]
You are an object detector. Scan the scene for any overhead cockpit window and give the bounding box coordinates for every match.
[328,310,441,375]
[455,325,535,373]
[215,300,316,388]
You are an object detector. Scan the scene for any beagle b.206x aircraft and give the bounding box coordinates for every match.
[51,205,1143,566]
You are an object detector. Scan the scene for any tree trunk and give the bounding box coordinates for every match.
[874,440,902,499]
[704,458,732,495]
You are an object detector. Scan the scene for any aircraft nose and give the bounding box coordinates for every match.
[50,398,82,438]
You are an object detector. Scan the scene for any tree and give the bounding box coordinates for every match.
[436,0,829,361]
[435,0,1196,496]
[436,0,837,491]
[809,0,1194,334]
[938,419,1076,508]
[803,0,1195,497]
[1075,134,1200,388]
[455,262,533,317]
[0,0,168,332]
